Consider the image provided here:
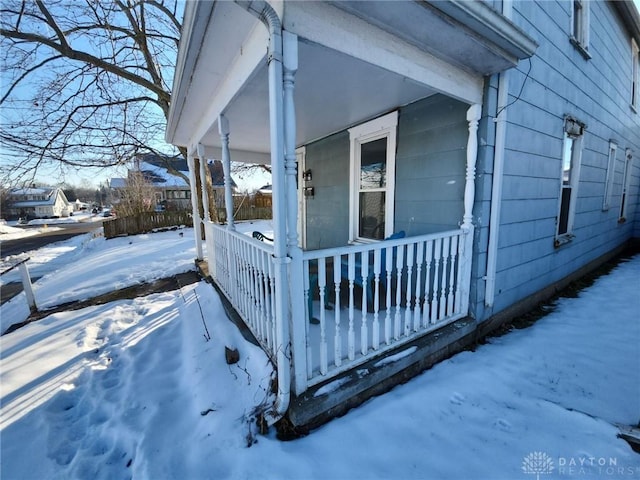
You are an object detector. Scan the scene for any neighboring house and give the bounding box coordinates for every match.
[111,153,238,212]
[5,187,71,220]
[132,153,192,211]
[165,1,640,430]
[207,158,238,208]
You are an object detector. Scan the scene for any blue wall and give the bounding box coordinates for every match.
[303,95,468,250]
[475,0,640,320]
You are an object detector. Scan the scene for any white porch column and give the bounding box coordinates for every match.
[196,143,211,223]
[187,154,204,260]
[218,115,236,231]
[463,104,481,230]
[283,31,307,395]
[460,103,482,315]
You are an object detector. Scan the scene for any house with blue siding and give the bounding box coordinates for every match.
[165,0,640,431]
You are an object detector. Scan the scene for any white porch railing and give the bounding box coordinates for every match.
[205,221,279,359]
[301,229,468,387]
[205,221,470,391]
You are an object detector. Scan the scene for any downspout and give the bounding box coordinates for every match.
[234,0,290,424]
[485,0,512,308]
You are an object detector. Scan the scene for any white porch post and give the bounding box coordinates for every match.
[460,104,482,315]
[187,153,204,260]
[283,31,307,395]
[18,261,37,313]
[218,114,236,231]
[196,144,211,223]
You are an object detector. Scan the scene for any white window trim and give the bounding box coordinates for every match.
[570,0,591,59]
[348,111,398,243]
[632,39,639,112]
[619,149,634,222]
[555,119,584,245]
[602,141,617,211]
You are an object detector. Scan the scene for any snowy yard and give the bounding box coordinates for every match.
[1,225,638,479]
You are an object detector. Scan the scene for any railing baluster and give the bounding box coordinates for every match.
[347,253,355,361]
[384,246,393,345]
[394,246,404,340]
[372,249,381,350]
[303,260,311,325]
[455,232,464,315]
[447,235,457,316]
[360,253,369,355]
[262,251,273,350]
[333,255,342,367]
[246,244,266,338]
[439,237,450,320]
[303,259,312,379]
[431,238,442,324]
[413,241,424,332]
[422,240,433,327]
[404,243,414,337]
[318,258,328,375]
[269,257,277,356]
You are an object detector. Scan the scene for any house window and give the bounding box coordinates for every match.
[602,142,617,211]
[556,117,585,244]
[570,0,590,58]
[349,111,398,242]
[632,39,639,111]
[619,149,633,222]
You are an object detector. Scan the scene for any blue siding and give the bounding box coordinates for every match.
[303,131,350,250]
[303,95,468,248]
[395,95,468,235]
[478,0,640,319]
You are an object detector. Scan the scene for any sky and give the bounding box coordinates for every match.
[1,221,639,479]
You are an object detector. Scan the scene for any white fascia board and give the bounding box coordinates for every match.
[186,23,269,154]
[190,145,272,165]
[283,2,483,105]
[166,1,213,144]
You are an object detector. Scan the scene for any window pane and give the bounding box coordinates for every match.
[558,187,571,235]
[359,191,385,240]
[360,138,387,189]
[562,137,574,184]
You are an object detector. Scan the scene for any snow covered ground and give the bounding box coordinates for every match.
[1,225,638,480]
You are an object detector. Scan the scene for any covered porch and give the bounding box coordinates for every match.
[166,0,536,425]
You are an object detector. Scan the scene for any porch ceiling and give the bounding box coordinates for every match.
[198,40,437,161]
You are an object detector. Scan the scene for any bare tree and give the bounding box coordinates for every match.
[0,0,182,185]
[114,170,156,217]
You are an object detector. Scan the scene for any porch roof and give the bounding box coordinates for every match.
[166,1,537,162]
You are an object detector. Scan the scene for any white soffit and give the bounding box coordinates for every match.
[196,39,438,159]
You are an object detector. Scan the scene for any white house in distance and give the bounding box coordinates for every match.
[5,187,71,220]
[165,0,640,432]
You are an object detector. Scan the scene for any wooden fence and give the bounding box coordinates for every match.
[104,211,193,238]
[216,205,272,223]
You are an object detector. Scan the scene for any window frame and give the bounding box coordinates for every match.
[348,111,398,243]
[570,0,591,59]
[632,39,639,112]
[619,149,634,222]
[555,117,585,246]
[602,141,617,211]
